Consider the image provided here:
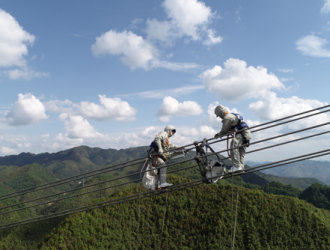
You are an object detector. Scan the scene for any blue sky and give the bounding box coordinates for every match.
[0,0,329,162]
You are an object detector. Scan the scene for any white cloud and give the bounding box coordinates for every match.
[4,93,48,126]
[45,95,137,121]
[146,19,174,45]
[296,35,330,58]
[162,0,214,40]
[59,114,102,139]
[277,68,294,73]
[249,92,330,130]
[321,0,330,13]
[0,146,16,155]
[146,0,221,46]
[0,9,35,67]
[7,68,49,80]
[152,60,198,71]
[0,9,47,80]
[44,99,73,113]
[203,29,222,46]
[91,30,199,71]
[200,58,284,102]
[121,85,204,99]
[92,30,158,70]
[77,95,137,121]
[157,96,203,121]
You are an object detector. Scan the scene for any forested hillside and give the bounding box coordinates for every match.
[0,146,329,249]
[36,176,330,250]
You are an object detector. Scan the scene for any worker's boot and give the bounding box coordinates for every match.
[159,165,173,188]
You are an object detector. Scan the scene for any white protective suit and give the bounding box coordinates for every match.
[151,125,178,188]
[214,105,251,172]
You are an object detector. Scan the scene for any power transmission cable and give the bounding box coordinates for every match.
[1,148,329,231]
[1,124,329,215]
[1,105,329,202]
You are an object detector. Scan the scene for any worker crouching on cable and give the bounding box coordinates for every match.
[214,105,251,173]
[150,125,178,188]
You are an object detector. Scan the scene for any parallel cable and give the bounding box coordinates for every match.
[1,105,329,202]
[1,125,329,216]
[1,148,329,231]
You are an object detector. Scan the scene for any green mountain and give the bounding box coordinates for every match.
[0,146,149,178]
[34,176,330,250]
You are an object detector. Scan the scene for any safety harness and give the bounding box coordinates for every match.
[230,113,250,147]
[148,138,170,166]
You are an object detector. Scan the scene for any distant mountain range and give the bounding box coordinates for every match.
[0,145,326,190]
[246,160,330,185]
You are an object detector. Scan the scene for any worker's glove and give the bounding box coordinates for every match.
[158,149,163,155]
[214,133,221,138]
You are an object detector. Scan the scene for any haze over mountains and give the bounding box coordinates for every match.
[247,160,330,185]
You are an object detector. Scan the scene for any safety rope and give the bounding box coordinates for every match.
[233,175,239,249]
[230,132,235,249]
[158,190,169,250]
[137,160,148,249]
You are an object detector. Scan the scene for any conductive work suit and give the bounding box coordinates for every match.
[151,125,178,188]
[214,105,251,172]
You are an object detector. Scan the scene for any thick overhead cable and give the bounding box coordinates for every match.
[1,148,329,231]
[0,105,329,202]
[1,123,330,215]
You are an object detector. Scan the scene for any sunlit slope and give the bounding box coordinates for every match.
[39,176,330,250]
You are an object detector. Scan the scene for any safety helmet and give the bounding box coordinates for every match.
[214,105,228,119]
[164,125,176,137]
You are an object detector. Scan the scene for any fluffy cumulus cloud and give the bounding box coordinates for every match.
[157,96,203,122]
[77,95,137,121]
[91,30,158,70]
[4,93,48,126]
[146,0,221,45]
[59,114,102,139]
[91,30,198,71]
[296,35,330,58]
[0,9,35,67]
[249,92,328,121]
[200,58,284,102]
[321,0,330,13]
[91,0,221,71]
[44,95,137,121]
[249,92,330,130]
[0,9,48,80]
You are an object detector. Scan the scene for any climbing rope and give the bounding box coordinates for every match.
[233,176,239,249]
[158,190,169,250]
[137,160,148,249]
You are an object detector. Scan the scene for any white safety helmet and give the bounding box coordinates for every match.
[214,105,228,119]
[164,125,176,137]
